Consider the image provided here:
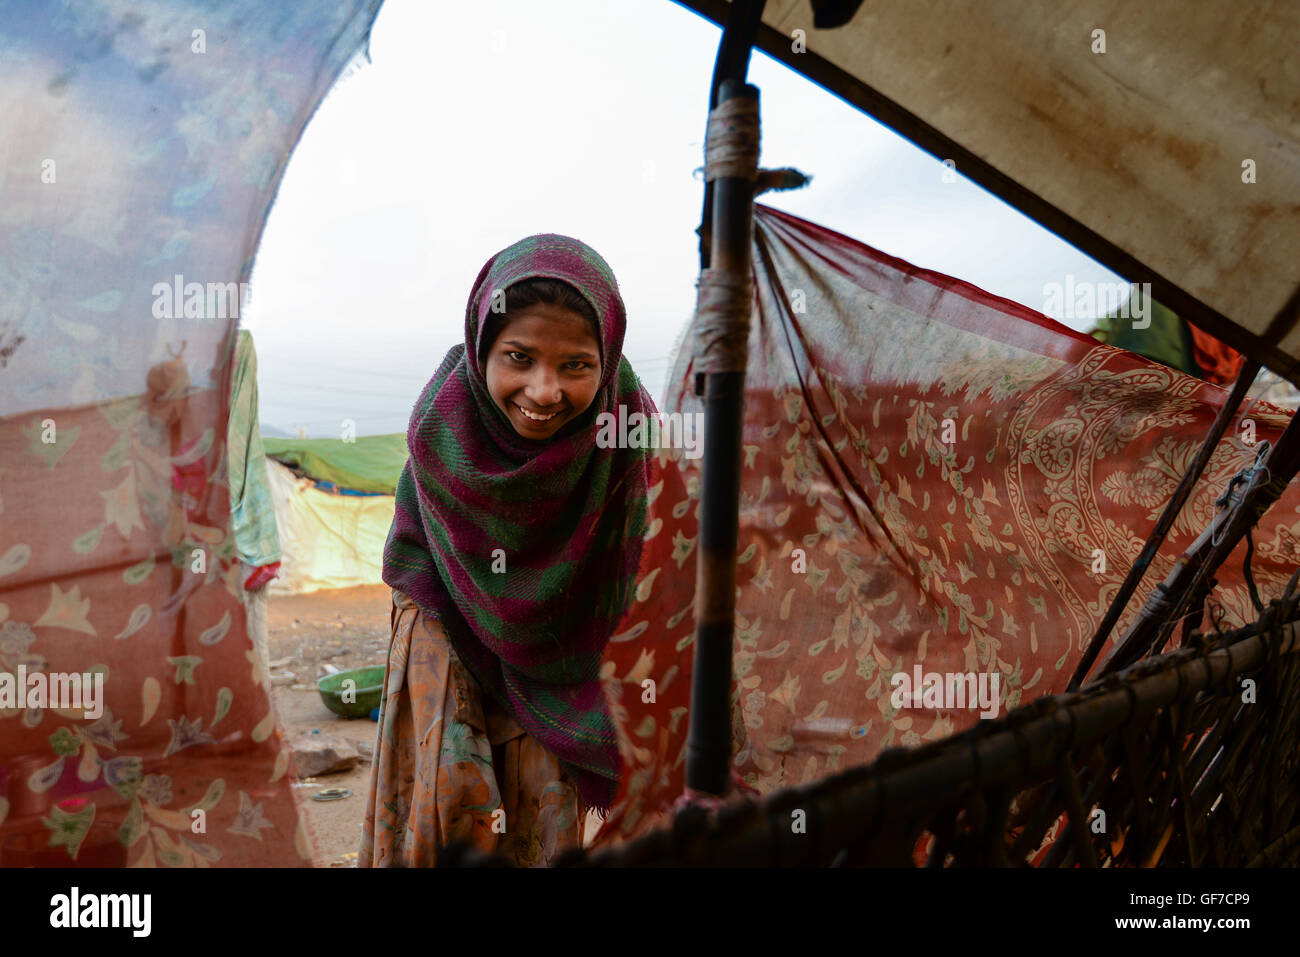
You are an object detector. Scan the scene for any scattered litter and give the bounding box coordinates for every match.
[312,787,352,802]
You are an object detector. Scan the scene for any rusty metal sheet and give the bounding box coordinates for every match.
[683,0,1300,379]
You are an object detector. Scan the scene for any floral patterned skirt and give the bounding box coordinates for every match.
[358,589,585,867]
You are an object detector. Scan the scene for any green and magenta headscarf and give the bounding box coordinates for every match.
[382,234,655,812]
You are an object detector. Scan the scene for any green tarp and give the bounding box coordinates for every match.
[228,330,282,567]
[262,432,408,494]
[1090,285,1197,377]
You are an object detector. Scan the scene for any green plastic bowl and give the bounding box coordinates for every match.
[317,666,385,718]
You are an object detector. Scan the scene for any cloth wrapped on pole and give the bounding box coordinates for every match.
[686,79,762,798]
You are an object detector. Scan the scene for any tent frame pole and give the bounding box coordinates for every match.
[685,0,766,798]
[696,0,766,270]
[1099,405,1300,676]
[1067,358,1261,690]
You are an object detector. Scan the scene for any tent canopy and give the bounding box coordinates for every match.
[679,0,1300,383]
[262,433,407,495]
[265,458,392,595]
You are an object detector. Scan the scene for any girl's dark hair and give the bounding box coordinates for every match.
[479,278,601,366]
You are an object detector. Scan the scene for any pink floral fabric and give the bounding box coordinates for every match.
[592,204,1300,846]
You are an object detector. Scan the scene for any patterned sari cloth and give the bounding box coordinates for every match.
[0,1,382,866]
[592,204,1300,845]
[358,590,583,867]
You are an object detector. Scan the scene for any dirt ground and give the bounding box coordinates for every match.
[266,584,392,868]
[267,584,600,867]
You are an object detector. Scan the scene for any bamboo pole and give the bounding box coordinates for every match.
[685,77,761,797]
[696,0,768,269]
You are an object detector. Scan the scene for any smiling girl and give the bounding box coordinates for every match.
[359,234,656,867]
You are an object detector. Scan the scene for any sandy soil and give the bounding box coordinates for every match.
[268,584,601,868]
[266,584,392,868]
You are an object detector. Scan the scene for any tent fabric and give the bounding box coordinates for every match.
[1186,323,1246,386]
[264,459,391,596]
[1092,287,1247,387]
[0,0,383,866]
[1248,368,1300,411]
[227,332,282,569]
[591,204,1300,845]
[1091,291,1198,380]
[262,434,408,495]
[681,1,1300,378]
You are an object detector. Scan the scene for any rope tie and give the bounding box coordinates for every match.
[1211,444,1274,548]
[704,95,760,182]
[694,94,761,376]
[1141,584,1174,620]
[692,269,754,374]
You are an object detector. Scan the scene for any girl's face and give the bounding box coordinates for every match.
[484,301,603,440]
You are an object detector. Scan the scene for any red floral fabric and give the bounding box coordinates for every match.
[592,204,1299,846]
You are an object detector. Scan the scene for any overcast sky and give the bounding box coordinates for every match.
[241,0,1125,438]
